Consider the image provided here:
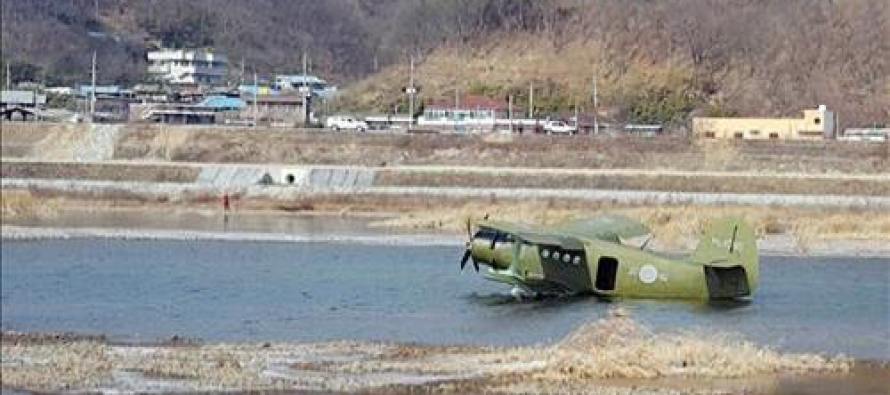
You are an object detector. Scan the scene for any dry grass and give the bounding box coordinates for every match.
[543,311,850,381]
[1,162,200,183]
[370,203,890,250]
[0,341,113,391]
[0,311,851,393]
[120,345,287,389]
[374,170,890,196]
[0,190,59,221]
[338,35,616,112]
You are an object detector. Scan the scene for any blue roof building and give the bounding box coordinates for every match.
[197,95,246,110]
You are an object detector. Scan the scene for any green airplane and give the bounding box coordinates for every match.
[459,215,758,300]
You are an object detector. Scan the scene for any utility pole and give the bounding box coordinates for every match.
[508,94,514,134]
[592,72,599,135]
[407,56,416,125]
[5,63,10,90]
[528,82,534,119]
[253,71,258,127]
[454,88,459,110]
[239,57,245,86]
[90,51,97,123]
[302,51,311,128]
[302,51,308,81]
[834,112,840,139]
[574,97,579,131]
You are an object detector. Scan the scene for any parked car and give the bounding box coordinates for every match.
[542,120,577,135]
[325,115,368,132]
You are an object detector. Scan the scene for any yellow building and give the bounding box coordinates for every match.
[693,105,834,140]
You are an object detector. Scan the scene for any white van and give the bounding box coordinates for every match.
[543,120,577,135]
[325,115,368,132]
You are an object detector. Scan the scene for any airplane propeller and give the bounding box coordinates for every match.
[460,217,479,272]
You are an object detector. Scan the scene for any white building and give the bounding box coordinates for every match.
[417,96,505,133]
[146,49,228,86]
[839,128,889,143]
[272,74,338,99]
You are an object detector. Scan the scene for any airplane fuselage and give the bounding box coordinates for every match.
[464,217,758,300]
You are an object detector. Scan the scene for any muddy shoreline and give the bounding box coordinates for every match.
[4,312,884,395]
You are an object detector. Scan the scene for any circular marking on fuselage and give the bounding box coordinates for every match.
[562,254,571,263]
[541,249,550,258]
[639,265,658,284]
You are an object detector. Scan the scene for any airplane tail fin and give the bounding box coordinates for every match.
[691,218,759,298]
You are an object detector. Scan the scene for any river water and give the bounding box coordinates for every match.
[2,239,888,360]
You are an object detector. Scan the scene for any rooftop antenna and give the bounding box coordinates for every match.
[640,235,652,250]
[729,225,738,253]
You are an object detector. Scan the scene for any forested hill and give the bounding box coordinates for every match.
[1,0,888,125]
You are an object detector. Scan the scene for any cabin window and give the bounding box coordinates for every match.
[595,257,619,291]
[704,132,716,138]
[734,132,744,139]
[769,132,779,139]
[814,117,821,125]
[285,174,296,184]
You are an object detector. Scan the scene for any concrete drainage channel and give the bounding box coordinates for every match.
[195,166,377,189]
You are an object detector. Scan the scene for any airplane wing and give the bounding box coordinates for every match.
[477,220,585,249]
[550,215,650,244]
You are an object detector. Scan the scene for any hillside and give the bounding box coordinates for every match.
[340,1,890,126]
[2,0,888,125]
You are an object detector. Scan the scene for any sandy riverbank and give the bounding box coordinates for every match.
[3,310,873,394]
[3,190,890,257]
